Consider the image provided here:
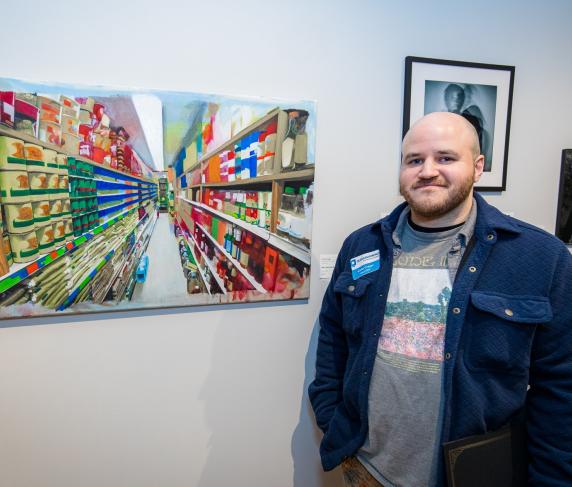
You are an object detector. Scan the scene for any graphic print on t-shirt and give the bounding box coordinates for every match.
[378,267,451,373]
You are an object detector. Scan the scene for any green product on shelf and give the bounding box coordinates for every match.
[212,218,219,241]
[73,217,82,236]
[81,214,89,233]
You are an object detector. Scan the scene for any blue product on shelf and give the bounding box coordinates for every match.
[136,254,149,283]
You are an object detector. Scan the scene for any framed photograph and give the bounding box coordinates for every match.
[403,56,515,191]
[556,149,572,245]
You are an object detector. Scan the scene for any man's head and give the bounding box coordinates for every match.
[444,84,465,113]
[400,112,484,226]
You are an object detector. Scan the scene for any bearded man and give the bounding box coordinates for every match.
[309,112,572,486]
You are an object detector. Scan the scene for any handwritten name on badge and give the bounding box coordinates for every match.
[350,250,380,280]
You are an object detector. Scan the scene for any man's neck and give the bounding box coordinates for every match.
[409,196,474,228]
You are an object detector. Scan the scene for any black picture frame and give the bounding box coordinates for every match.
[555,149,572,245]
[403,56,515,191]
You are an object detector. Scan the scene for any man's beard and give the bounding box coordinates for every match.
[399,176,474,218]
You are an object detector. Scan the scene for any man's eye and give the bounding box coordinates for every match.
[438,157,453,163]
[408,159,423,165]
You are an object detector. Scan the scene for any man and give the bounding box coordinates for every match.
[309,112,572,486]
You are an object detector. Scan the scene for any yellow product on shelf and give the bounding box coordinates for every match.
[64,218,73,241]
[3,202,35,234]
[53,220,65,244]
[36,223,55,254]
[3,235,13,267]
[43,148,59,174]
[61,133,80,156]
[59,174,69,192]
[28,171,49,202]
[10,231,39,263]
[49,199,63,219]
[62,199,71,217]
[0,136,27,170]
[47,173,60,200]
[0,169,30,202]
[24,143,45,171]
[56,153,68,174]
[32,200,51,224]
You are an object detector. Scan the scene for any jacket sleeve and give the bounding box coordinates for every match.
[527,245,572,485]
[308,245,349,433]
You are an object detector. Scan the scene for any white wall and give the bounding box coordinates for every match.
[1,1,571,486]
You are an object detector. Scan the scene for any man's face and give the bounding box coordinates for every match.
[444,85,465,113]
[400,117,483,221]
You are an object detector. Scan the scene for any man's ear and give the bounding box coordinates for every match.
[473,155,485,182]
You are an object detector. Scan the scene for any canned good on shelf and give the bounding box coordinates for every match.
[24,143,45,170]
[43,148,59,174]
[28,171,49,202]
[9,231,39,262]
[64,218,73,241]
[53,220,65,244]
[35,223,55,254]
[32,200,51,224]
[0,136,27,170]
[38,121,62,147]
[49,199,63,219]
[0,169,31,202]
[3,235,13,267]
[62,199,71,216]
[59,174,69,191]
[47,173,60,195]
[3,202,35,234]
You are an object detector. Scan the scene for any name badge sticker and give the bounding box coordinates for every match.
[350,250,380,280]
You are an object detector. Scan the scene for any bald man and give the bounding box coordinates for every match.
[309,112,572,486]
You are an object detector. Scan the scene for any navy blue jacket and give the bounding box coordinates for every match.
[308,193,572,485]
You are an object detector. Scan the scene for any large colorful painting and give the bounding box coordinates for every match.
[0,78,316,319]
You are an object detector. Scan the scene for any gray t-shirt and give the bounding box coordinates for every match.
[357,205,476,487]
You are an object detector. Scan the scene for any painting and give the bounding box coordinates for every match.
[0,78,316,319]
[403,56,515,191]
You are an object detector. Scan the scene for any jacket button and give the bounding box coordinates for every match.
[469,266,477,272]
[505,308,514,317]
[452,307,461,314]
[348,285,355,292]
[445,352,452,360]
[487,234,494,240]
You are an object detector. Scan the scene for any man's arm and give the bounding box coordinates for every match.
[527,245,572,484]
[308,249,348,433]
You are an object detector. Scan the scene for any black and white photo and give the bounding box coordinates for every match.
[403,56,515,191]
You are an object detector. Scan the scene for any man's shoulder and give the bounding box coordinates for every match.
[499,214,569,259]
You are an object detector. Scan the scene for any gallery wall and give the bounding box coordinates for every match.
[0,1,571,486]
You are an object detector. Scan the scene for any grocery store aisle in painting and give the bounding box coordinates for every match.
[131,213,188,304]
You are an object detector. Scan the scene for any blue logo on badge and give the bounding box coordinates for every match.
[350,250,380,280]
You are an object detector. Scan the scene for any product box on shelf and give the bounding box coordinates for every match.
[38,120,61,146]
[62,133,80,156]
[37,96,62,125]
[0,91,15,128]
[59,95,80,118]
[75,97,95,112]
[14,99,39,138]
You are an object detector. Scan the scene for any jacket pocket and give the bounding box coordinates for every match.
[465,291,551,375]
[333,271,373,335]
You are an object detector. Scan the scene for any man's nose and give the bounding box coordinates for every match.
[418,159,439,178]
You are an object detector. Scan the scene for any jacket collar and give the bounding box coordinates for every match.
[375,192,521,242]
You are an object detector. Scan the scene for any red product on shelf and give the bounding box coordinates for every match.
[92,146,106,163]
[262,246,279,291]
[14,99,39,137]
[79,123,93,142]
[93,103,105,121]
[0,91,15,127]
[79,141,93,158]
